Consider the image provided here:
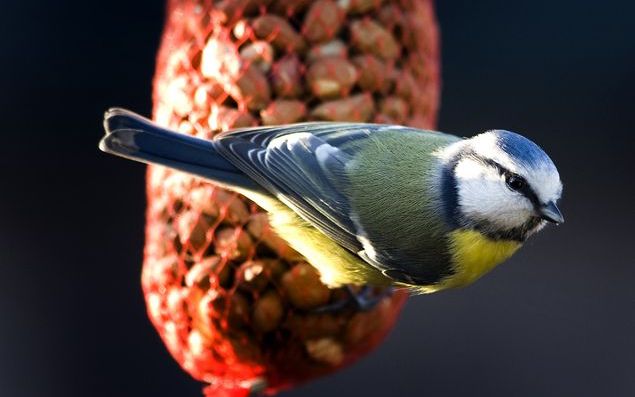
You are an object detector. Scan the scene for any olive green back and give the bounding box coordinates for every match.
[344,129,460,284]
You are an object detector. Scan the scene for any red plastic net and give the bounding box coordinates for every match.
[144,0,440,395]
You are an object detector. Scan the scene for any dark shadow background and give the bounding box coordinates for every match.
[1,1,633,396]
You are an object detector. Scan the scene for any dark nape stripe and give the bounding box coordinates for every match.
[439,154,461,229]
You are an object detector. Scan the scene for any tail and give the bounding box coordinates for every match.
[99,108,264,193]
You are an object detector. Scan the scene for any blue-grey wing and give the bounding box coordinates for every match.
[212,122,384,253]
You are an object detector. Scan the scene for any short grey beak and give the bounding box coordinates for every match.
[539,201,564,224]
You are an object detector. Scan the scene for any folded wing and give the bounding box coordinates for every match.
[213,123,381,253]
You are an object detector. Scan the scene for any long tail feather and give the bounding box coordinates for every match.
[99,108,264,193]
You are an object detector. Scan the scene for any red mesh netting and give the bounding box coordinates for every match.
[144,0,440,395]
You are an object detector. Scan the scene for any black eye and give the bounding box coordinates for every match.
[505,173,527,191]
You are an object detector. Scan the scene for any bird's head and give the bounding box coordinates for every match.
[440,130,563,241]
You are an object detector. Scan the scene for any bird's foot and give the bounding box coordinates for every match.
[313,285,393,313]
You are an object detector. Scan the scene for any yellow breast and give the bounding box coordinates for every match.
[251,195,390,287]
[441,229,521,289]
[244,191,521,292]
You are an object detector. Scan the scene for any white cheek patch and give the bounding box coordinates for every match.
[455,158,534,229]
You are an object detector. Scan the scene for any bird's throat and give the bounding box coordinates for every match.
[443,229,521,289]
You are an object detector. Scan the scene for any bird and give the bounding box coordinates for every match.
[99,108,563,294]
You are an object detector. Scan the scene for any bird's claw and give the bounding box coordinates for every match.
[313,285,394,313]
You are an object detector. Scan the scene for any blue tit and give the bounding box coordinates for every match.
[100,108,563,294]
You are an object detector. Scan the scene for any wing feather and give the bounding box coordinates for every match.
[213,123,376,252]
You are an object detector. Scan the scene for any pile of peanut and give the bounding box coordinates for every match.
[154,0,439,133]
[144,0,439,394]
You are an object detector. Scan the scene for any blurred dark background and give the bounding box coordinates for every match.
[1,0,633,396]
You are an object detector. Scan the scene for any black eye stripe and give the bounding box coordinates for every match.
[449,148,547,241]
[504,172,527,190]
[476,157,542,208]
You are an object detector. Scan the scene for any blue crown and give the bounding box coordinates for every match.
[491,130,556,171]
